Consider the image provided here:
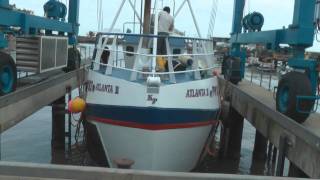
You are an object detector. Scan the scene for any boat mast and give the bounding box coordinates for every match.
[143,0,152,34]
[142,0,158,75]
[142,0,157,75]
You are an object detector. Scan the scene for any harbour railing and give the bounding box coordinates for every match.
[245,66,279,91]
[245,65,320,112]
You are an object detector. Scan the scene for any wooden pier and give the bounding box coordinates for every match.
[218,77,320,178]
[0,67,86,133]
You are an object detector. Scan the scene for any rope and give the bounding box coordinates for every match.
[74,60,90,165]
[205,120,223,157]
[73,113,83,145]
[195,75,225,166]
[204,83,225,157]
[73,63,88,145]
[66,53,89,164]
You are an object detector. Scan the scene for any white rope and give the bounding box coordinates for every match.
[94,47,216,57]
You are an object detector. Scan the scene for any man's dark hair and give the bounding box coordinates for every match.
[163,6,170,14]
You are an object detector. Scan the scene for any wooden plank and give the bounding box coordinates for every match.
[0,67,87,133]
[0,162,311,180]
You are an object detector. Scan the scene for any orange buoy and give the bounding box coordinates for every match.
[68,97,86,113]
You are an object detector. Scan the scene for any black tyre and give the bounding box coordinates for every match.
[222,56,241,85]
[0,52,17,96]
[64,47,81,72]
[276,71,314,123]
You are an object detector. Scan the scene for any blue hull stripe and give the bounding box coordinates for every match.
[86,104,219,125]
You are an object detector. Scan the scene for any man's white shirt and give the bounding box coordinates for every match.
[158,11,174,33]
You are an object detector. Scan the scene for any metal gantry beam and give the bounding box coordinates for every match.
[0,9,73,34]
[230,0,315,47]
[0,0,80,46]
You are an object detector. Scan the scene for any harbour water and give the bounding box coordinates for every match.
[1,107,52,163]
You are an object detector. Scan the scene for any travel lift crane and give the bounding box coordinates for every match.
[0,0,80,96]
[223,0,320,123]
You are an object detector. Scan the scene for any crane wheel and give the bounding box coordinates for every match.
[276,71,314,123]
[0,51,17,96]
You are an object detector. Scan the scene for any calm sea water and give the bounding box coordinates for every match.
[1,107,52,163]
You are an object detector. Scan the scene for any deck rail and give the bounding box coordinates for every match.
[92,61,219,75]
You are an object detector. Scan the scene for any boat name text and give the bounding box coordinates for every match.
[186,86,218,98]
[86,81,119,95]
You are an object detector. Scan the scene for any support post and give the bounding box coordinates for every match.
[260,72,263,87]
[250,130,268,175]
[230,0,245,56]
[268,73,272,91]
[68,0,80,45]
[267,142,273,162]
[250,156,266,175]
[252,130,267,160]
[276,135,289,176]
[51,97,66,164]
[67,87,72,154]
[266,142,277,175]
[221,107,244,159]
[288,163,309,178]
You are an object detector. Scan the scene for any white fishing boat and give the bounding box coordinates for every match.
[85,0,220,171]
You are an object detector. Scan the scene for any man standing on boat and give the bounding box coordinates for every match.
[157,6,174,55]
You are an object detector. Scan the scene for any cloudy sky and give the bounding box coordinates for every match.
[10,0,320,51]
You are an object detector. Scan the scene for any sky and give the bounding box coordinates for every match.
[10,0,320,51]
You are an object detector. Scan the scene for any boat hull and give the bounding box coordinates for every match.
[92,121,214,171]
[85,70,220,171]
